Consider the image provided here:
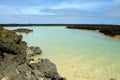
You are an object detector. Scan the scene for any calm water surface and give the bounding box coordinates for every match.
[6,26,120,80]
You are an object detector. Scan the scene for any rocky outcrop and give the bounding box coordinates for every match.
[0,52,65,80]
[14,28,33,33]
[0,28,66,80]
[0,28,27,54]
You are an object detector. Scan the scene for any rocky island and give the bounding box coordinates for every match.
[14,28,33,33]
[0,28,66,80]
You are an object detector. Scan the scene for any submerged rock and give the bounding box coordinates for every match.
[0,28,66,80]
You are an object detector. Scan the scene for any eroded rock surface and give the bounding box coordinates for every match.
[0,28,66,80]
[0,52,65,80]
[0,28,27,54]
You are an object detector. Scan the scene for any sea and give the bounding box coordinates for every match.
[5,26,120,80]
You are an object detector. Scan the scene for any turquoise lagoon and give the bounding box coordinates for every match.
[6,26,120,80]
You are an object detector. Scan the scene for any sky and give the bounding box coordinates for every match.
[0,0,120,24]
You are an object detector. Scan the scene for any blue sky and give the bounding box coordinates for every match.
[0,0,120,24]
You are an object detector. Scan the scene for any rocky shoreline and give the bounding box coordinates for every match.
[0,28,66,80]
[66,24,120,38]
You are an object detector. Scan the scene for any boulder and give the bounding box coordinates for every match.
[0,52,66,80]
[29,46,42,56]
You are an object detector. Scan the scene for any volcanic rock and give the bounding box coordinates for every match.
[0,28,66,80]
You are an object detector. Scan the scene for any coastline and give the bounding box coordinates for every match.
[1,23,120,38]
[0,28,66,80]
[2,26,120,80]
[66,24,120,38]
[1,25,120,80]
[71,28,120,39]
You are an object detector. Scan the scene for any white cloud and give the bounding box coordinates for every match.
[0,0,120,24]
[114,0,120,2]
[50,0,120,10]
[22,8,55,15]
[105,8,120,17]
[51,2,103,10]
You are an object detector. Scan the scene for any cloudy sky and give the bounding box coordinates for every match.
[0,0,120,24]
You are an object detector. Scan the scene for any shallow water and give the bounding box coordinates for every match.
[6,26,120,80]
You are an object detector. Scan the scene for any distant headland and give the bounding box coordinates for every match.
[66,24,120,37]
[0,23,120,27]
